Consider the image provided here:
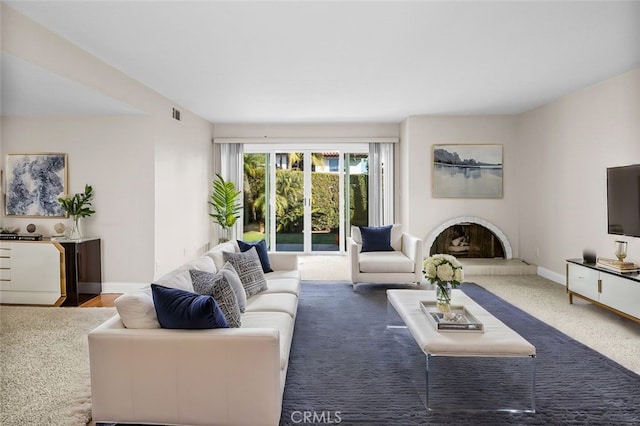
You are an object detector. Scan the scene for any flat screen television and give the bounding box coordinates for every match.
[607,164,640,237]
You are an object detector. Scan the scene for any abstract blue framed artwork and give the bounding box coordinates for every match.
[432,144,503,198]
[5,153,68,217]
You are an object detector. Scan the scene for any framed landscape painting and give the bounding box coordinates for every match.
[432,144,503,198]
[5,153,68,217]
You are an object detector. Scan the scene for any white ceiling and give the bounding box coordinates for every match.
[3,1,640,123]
[0,52,144,116]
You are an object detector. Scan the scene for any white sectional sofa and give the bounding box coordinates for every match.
[88,240,300,426]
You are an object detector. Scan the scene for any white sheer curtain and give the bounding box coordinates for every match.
[220,143,244,239]
[368,142,394,226]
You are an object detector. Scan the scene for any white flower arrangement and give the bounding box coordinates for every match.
[422,254,464,287]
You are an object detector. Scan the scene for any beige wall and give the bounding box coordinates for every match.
[399,69,639,280]
[1,116,156,285]
[154,110,214,279]
[517,68,640,279]
[1,4,214,290]
[399,115,519,257]
[0,114,212,289]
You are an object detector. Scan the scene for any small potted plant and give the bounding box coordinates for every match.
[209,174,241,242]
[58,184,95,240]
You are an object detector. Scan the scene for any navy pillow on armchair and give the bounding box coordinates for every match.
[359,225,394,252]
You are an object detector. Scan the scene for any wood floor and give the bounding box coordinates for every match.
[79,293,120,307]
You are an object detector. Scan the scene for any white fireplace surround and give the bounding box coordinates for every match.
[425,216,513,260]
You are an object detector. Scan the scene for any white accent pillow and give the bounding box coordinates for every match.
[184,256,217,274]
[114,287,160,329]
[205,240,240,270]
[154,269,194,292]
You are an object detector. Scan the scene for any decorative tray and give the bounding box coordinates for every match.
[419,301,484,333]
[596,257,640,273]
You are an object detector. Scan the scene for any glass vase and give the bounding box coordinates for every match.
[68,215,82,240]
[436,282,452,314]
[218,227,232,244]
[615,240,628,263]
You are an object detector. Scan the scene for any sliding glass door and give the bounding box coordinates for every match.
[242,152,270,245]
[243,145,369,253]
[310,151,341,252]
[275,151,305,252]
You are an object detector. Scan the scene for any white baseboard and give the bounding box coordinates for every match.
[537,266,565,285]
[102,282,148,294]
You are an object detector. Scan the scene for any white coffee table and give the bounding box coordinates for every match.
[387,289,536,412]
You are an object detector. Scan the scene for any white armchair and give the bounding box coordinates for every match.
[348,225,423,290]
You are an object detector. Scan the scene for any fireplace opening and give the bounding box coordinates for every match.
[430,223,505,258]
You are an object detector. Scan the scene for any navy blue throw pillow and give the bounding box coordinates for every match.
[359,225,394,252]
[151,284,228,329]
[237,239,273,273]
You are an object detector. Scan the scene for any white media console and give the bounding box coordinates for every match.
[566,259,640,323]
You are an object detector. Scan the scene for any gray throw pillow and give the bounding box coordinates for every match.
[219,261,247,313]
[222,247,268,297]
[190,269,241,328]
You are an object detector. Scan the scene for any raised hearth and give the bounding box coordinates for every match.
[460,258,537,275]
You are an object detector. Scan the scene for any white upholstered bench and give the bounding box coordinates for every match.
[387,289,536,412]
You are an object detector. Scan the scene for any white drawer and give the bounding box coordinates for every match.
[567,263,600,301]
[0,256,10,268]
[0,269,11,280]
[0,245,12,290]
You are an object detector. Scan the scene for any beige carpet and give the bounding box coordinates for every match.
[0,306,116,426]
[299,254,351,281]
[302,254,640,375]
[467,274,640,375]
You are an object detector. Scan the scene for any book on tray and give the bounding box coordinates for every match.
[596,257,640,272]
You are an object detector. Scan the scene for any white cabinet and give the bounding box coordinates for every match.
[0,241,65,305]
[566,260,640,322]
[599,273,640,319]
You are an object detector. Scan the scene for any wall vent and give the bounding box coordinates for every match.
[172,107,182,121]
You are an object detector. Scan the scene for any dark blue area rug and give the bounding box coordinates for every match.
[280,282,640,425]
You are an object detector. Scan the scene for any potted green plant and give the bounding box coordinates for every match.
[209,174,242,242]
[58,184,95,240]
